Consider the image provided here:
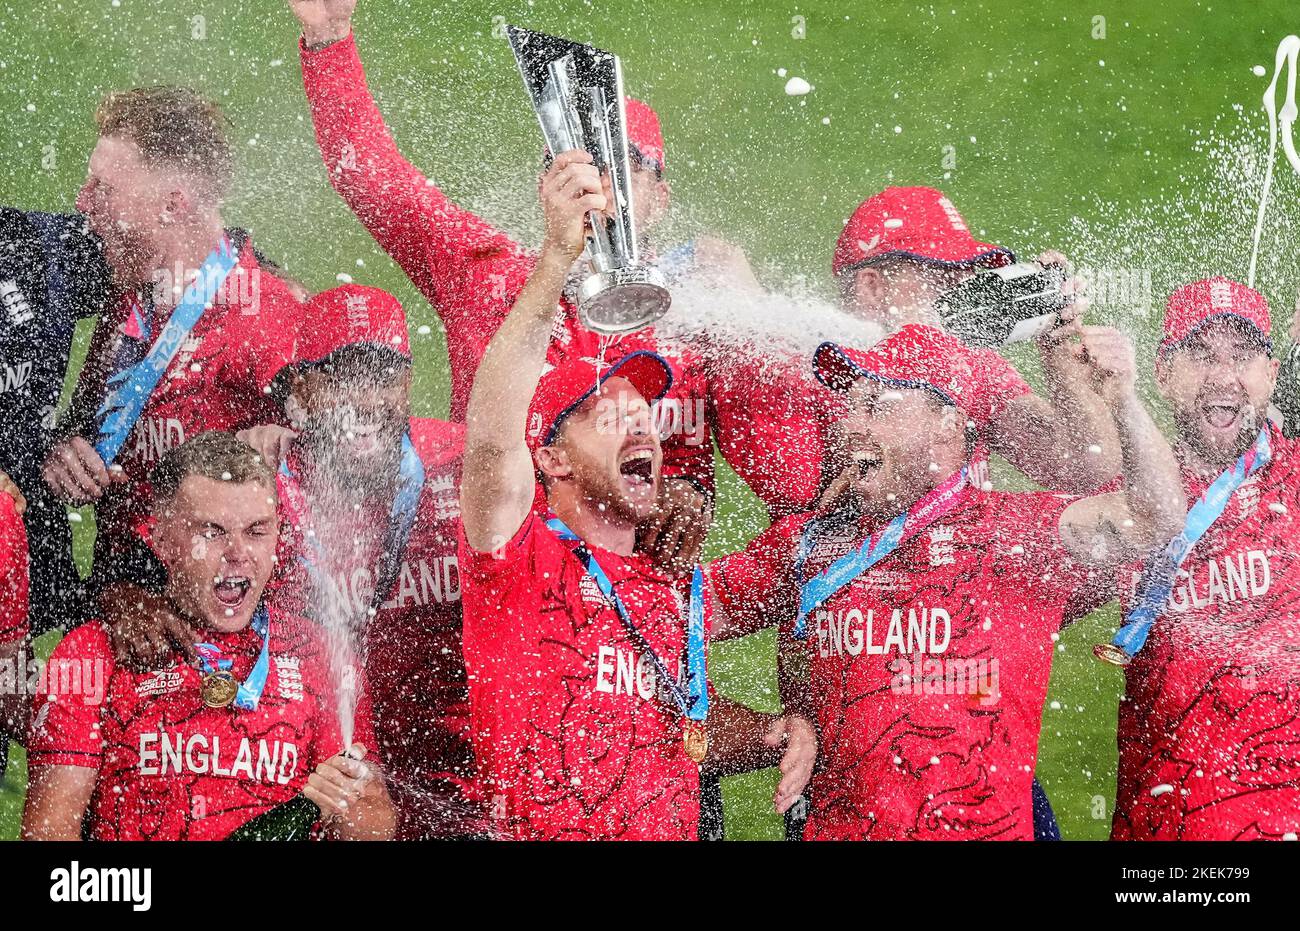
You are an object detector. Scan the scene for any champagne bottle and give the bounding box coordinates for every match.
[1275,343,1300,439]
[933,262,1070,348]
[226,794,321,841]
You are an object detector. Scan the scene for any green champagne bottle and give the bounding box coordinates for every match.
[226,794,321,841]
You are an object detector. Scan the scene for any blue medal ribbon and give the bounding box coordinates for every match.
[196,603,271,712]
[1105,427,1272,662]
[546,516,706,721]
[94,238,239,466]
[793,467,969,640]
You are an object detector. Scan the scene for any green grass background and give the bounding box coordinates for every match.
[4,0,1300,839]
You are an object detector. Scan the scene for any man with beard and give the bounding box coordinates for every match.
[710,186,1121,521]
[41,87,306,606]
[706,322,1184,840]
[289,0,713,577]
[1104,277,1300,840]
[108,284,487,837]
[256,284,486,838]
[459,149,816,840]
[23,431,395,840]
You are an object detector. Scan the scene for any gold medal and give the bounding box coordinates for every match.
[201,671,240,708]
[683,722,708,764]
[1093,643,1133,667]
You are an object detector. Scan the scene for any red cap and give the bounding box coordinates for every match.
[526,350,674,454]
[298,285,412,363]
[1161,276,1272,352]
[813,324,996,431]
[832,186,1014,278]
[625,97,665,174]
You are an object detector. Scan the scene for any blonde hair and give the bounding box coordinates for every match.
[96,86,234,197]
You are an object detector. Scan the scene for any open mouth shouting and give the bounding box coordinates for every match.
[853,449,884,478]
[618,446,656,490]
[212,574,252,615]
[1198,397,1247,434]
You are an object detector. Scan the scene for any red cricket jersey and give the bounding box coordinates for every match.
[710,484,1100,840]
[80,240,305,565]
[0,492,28,643]
[459,511,704,840]
[709,339,1032,519]
[271,417,481,838]
[26,609,377,841]
[298,35,714,493]
[1112,425,1300,841]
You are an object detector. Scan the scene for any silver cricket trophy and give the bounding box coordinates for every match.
[506,25,671,334]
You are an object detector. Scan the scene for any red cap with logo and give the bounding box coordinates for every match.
[832,186,1014,278]
[272,285,411,397]
[298,284,412,363]
[625,97,665,174]
[525,350,674,454]
[813,324,1001,431]
[1161,276,1272,352]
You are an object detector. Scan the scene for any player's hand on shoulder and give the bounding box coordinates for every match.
[236,424,298,467]
[101,582,198,671]
[639,477,712,578]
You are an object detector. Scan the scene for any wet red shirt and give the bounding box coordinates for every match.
[271,417,479,837]
[26,609,376,841]
[710,484,1099,840]
[459,511,704,840]
[709,339,1032,518]
[79,241,305,564]
[299,35,713,492]
[0,493,28,643]
[1113,426,1300,841]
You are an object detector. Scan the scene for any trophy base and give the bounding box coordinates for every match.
[1092,643,1133,667]
[578,265,671,335]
